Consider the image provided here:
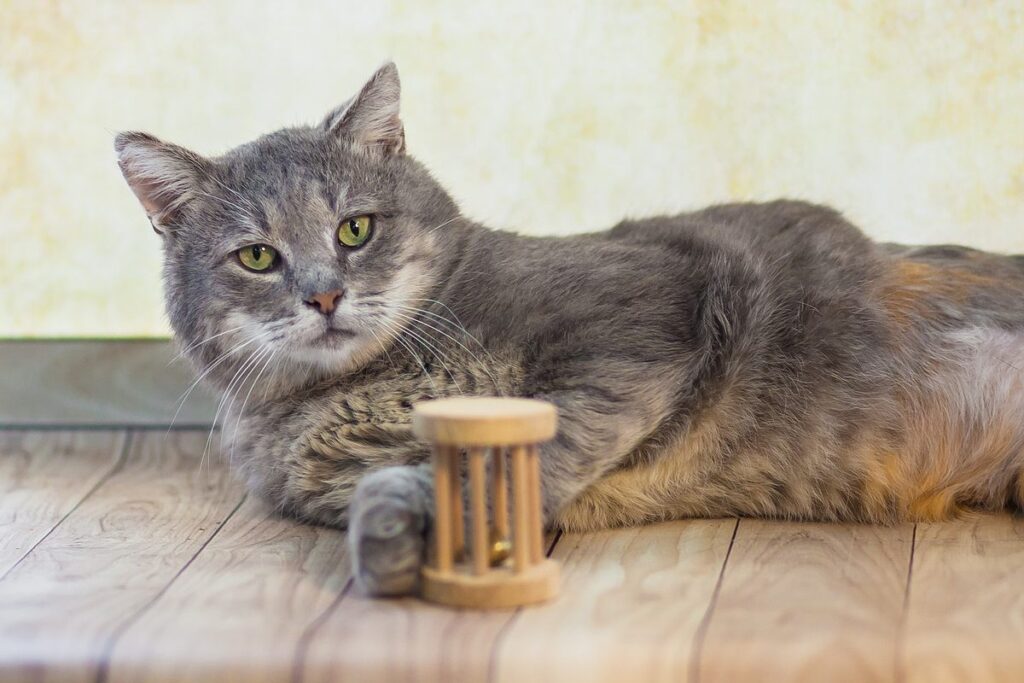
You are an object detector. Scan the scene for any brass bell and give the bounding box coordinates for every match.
[489,528,512,566]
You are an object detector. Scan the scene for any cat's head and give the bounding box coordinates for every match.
[115,63,462,391]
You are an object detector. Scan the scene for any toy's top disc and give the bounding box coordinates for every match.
[412,397,557,446]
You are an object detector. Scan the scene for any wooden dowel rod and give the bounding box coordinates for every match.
[527,445,544,563]
[469,447,488,576]
[432,446,452,573]
[491,447,509,539]
[511,445,530,572]
[449,447,465,557]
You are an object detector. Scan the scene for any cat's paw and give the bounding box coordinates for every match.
[347,467,430,596]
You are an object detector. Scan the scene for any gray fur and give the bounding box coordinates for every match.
[116,63,1024,596]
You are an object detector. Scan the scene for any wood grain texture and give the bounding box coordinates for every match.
[298,532,559,683]
[298,592,517,683]
[0,341,216,426]
[903,515,1024,683]
[0,430,125,579]
[492,519,736,683]
[697,520,914,683]
[0,430,244,682]
[106,496,350,683]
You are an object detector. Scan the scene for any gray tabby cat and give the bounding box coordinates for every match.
[116,63,1024,595]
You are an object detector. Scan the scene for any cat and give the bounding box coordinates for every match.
[115,62,1024,596]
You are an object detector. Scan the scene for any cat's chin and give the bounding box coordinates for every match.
[314,327,359,346]
[284,333,374,376]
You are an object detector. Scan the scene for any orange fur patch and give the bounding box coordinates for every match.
[881,261,1001,328]
[908,489,958,520]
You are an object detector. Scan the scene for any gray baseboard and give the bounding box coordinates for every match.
[0,340,216,428]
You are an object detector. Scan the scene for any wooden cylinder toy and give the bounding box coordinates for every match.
[413,397,560,609]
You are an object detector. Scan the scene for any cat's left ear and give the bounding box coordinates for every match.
[322,62,405,156]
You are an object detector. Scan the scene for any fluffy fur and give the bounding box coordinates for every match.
[116,63,1024,595]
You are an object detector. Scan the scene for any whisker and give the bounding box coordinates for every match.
[193,189,254,220]
[423,214,461,237]
[229,346,279,460]
[367,326,398,374]
[405,298,489,350]
[166,332,268,434]
[385,314,463,394]
[388,303,493,360]
[170,323,251,365]
[202,344,269,473]
[201,347,261,472]
[208,175,262,213]
[376,296,498,378]
[377,317,439,397]
[387,307,501,394]
[260,349,287,402]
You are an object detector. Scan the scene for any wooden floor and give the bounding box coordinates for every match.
[2,428,1023,682]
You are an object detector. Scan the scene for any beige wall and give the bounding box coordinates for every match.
[3,0,1023,337]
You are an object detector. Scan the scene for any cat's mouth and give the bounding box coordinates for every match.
[310,327,358,347]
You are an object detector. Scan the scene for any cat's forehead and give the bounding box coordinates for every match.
[216,127,388,208]
[219,128,335,188]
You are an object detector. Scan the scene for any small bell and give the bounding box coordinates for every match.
[489,528,512,566]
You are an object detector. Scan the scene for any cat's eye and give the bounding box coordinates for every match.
[237,244,278,271]
[338,215,373,248]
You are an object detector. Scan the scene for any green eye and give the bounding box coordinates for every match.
[338,215,373,247]
[237,244,278,271]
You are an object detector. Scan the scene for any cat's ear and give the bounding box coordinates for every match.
[114,131,209,234]
[322,62,405,156]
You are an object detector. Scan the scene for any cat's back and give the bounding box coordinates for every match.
[604,199,885,299]
[607,200,872,261]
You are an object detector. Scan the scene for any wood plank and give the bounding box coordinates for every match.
[903,514,1024,683]
[0,340,216,427]
[492,519,736,683]
[696,519,913,683]
[297,532,561,683]
[0,430,245,682]
[299,592,514,683]
[0,430,126,579]
[106,496,350,683]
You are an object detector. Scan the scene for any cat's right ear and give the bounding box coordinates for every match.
[114,132,209,235]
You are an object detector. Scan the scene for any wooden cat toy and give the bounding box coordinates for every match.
[413,397,560,609]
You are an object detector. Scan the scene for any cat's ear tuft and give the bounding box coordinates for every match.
[322,62,405,156]
[114,131,209,234]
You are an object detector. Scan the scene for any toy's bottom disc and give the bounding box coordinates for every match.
[421,559,559,609]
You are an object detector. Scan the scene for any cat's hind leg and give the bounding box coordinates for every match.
[887,327,1024,520]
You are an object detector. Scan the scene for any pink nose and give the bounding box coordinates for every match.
[305,290,343,315]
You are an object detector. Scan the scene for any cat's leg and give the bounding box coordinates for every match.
[349,385,671,595]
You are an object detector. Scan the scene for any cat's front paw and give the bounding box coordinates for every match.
[348,467,430,596]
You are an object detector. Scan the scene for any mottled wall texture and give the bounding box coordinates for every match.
[2,1,1023,336]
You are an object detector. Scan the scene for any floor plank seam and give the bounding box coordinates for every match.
[688,517,740,683]
[93,493,249,683]
[289,577,354,683]
[0,429,133,584]
[485,529,564,683]
[894,523,918,683]
[0,423,212,432]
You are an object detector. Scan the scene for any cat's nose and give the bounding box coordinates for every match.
[304,289,344,315]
